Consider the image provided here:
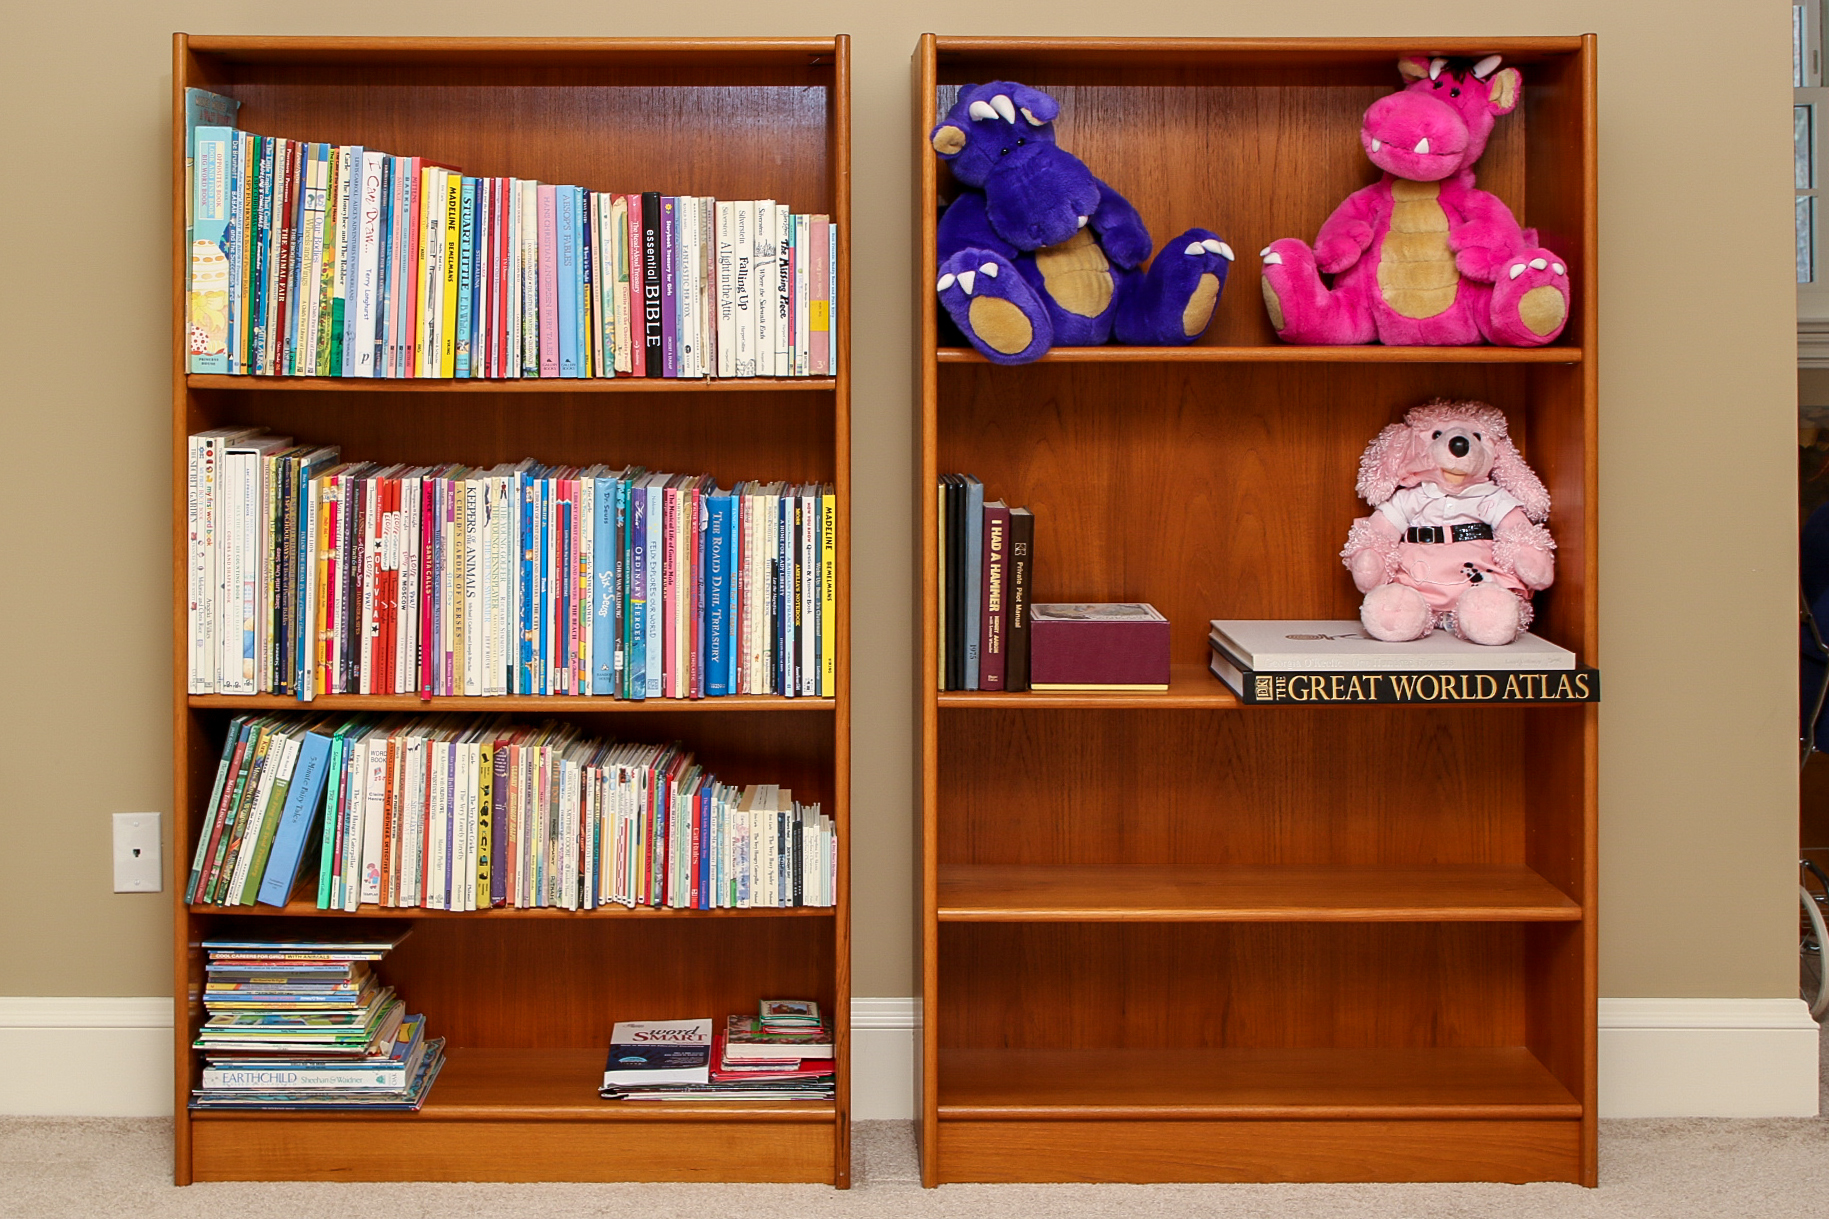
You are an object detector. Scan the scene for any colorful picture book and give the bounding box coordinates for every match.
[185,114,838,380]
[185,714,837,912]
[186,430,835,700]
[190,934,444,1111]
[937,475,1034,691]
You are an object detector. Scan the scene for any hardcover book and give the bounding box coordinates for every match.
[1209,648,1600,705]
[1208,620,1578,672]
[1030,603,1170,691]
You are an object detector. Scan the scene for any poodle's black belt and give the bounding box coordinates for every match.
[1407,523,1493,544]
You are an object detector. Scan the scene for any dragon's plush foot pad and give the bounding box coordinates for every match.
[1257,238,1320,336]
[1164,229,1234,339]
[937,249,1052,364]
[1488,249,1570,346]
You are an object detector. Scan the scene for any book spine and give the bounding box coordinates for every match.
[645,483,664,698]
[538,185,560,377]
[979,504,1011,691]
[187,127,234,373]
[732,202,754,377]
[705,494,729,697]
[580,191,597,378]
[753,202,774,378]
[636,192,661,378]
[775,205,792,377]
[663,197,683,378]
[809,217,830,376]
[611,195,633,375]
[1214,658,1603,705]
[715,201,736,379]
[828,222,839,375]
[963,478,984,689]
[456,177,476,377]
[557,184,579,378]
[1005,511,1035,692]
[820,487,835,697]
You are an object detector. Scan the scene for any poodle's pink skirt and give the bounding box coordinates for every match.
[1392,539,1528,612]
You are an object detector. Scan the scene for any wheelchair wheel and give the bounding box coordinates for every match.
[1803,863,1829,1020]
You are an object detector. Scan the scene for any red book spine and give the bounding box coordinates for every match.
[403,159,424,377]
[979,503,1011,691]
[420,474,437,700]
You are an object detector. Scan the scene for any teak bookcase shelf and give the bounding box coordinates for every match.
[915,36,1597,1186]
[170,35,851,1186]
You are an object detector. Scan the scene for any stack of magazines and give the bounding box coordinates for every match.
[600,1002,834,1102]
[189,931,444,1110]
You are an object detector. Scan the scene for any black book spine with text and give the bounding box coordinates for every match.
[640,192,663,377]
[1209,648,1600,705]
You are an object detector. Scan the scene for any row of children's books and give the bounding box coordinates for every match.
[185,93,838,381]
[939,474,1036,691]
[187,428,836,700]
[185,713,837,912]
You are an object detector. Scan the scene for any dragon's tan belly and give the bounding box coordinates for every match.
[1377,179,1459,320]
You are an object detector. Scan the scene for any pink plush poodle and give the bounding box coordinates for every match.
[1342,400,1555,645]
[1260,55,1570,347]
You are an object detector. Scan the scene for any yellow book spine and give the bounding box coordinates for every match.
[442,175,461,378]
[314,475,334,692]
[821,489,836,697]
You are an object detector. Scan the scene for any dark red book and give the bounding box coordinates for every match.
[979,501,1011,691]
[1029,603,1170,690]
[1005,508,1034,692]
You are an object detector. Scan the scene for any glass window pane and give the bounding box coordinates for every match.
[1801,4,1809,87]
[1801,194,1815,284]
[1802,105,1816,189]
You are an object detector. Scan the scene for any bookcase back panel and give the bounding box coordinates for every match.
[380,917,834,1047]
[937,706,1524,867]
[936,361,1588,659]
[938,921,1527,1049]
[190,389,838,489]
[208,77,835,216]
[929,54,1585,351]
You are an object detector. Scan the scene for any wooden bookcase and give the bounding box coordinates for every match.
[914,36,1597,1186]
[169,36,851,1186]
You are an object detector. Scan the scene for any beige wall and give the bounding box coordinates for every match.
[0,0,1798,1000]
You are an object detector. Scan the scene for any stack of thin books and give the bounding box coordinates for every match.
[599,1001,835,1102]
[189,931,444,1110]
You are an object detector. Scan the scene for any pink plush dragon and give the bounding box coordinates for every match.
[1259,55,1570,347]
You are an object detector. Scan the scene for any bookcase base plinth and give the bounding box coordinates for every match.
[191,1116,835,1182]
[933,1118,1581,1185]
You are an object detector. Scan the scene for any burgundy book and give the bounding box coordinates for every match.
[1005,508,1034,692]
[978,501,1011,691]
[1029,603,1170,690]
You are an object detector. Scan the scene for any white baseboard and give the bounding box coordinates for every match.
[1599,998,1820,1117]
[3,996,1813,1122]
[0,998,174,1116]
[851,996,918,1119]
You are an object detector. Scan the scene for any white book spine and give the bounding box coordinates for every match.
[337,741,364,911]
[358,739,387,906]
[519,180,540,377]
[701,197,717,381]
[187,436,209,693]
[754,202,776,379]
[219,453,248,695]
[462,477,482,695]
[353,152,383,376]
[678,198,699,379]
[733,202,754,377]
[716,201,736,378]
[775,205,791,376]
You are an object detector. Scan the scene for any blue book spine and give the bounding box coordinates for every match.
[628,483,648,700]
[557,186,579,378]
[705,495,730,696]
[226,132,246,373]
[660,198,678,378]
[964,475,984,689]
[471,180,487,378]
[645,483,664,698]
[256,729,335,906]
[519,473,538,694]
[456,177,476,378]
[697,786,711,909]
[188,126,235,374]
[371,156,393,378]
[592,474,617,695]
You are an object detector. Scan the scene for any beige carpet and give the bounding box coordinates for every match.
[7,1026,1829,1219]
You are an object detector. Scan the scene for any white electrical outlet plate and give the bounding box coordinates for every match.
[113,812,163,893]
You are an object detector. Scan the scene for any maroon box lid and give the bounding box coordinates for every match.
[1029,604,1170,687]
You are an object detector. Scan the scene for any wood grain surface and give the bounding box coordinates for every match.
[938,863,1582,921]
[937,1045,1579,1117]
